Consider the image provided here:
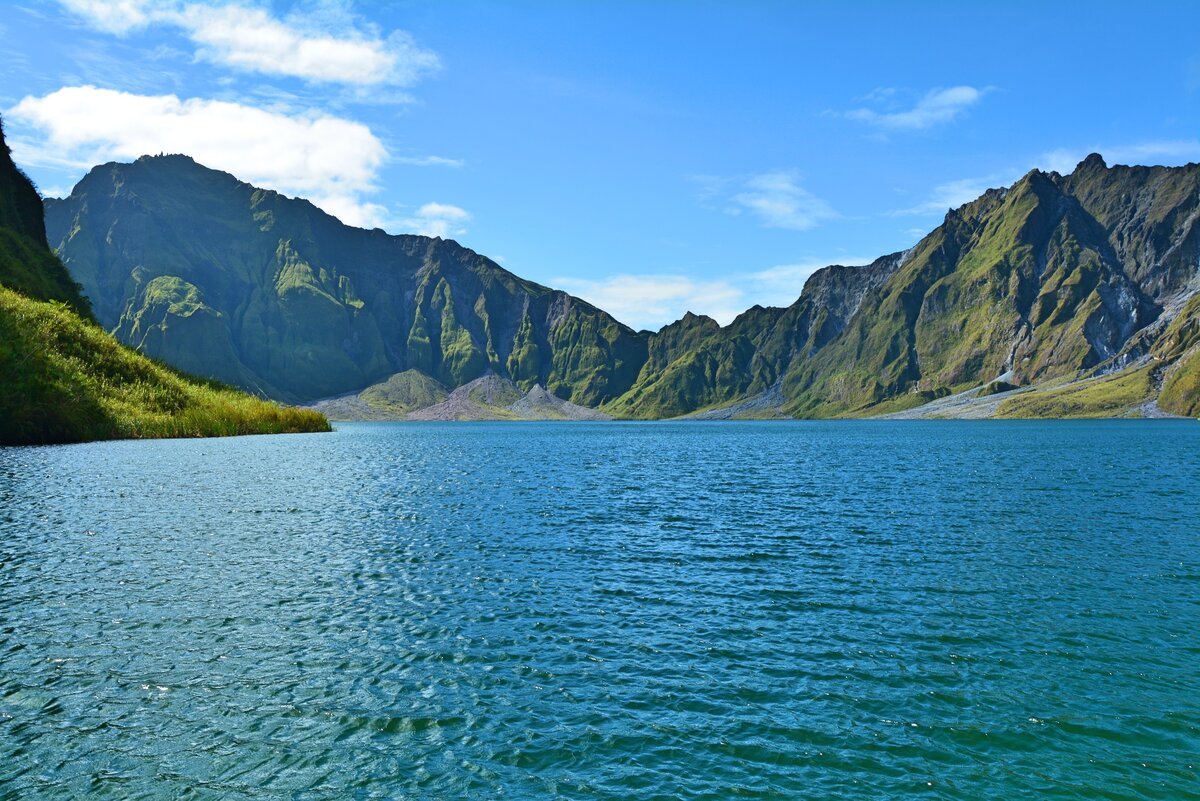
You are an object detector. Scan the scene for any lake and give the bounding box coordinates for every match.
[2,421,1198,799]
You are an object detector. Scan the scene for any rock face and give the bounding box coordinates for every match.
[0,118,91,317]
[780,162,1200,417]
[0,119,328,445]
[47,153,1200,418]
[47,155,646,404]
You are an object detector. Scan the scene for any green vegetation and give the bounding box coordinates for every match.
[49,155,649,406]
[1159,352,1200,417]
[0,284,329,444]
[0,117,329,445]
[44,147,1200,420]
[994,368,1154,418]
[359,370,449,415]
[1150,295,1200,417]
[0,227,92,318]
[0,118,92,317]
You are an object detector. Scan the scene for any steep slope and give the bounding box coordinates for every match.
[781,163,1191,417]
[0,120,328,445]
[607,157,1197,420]
[0,119,91,317]
[46,156,646,404]
[46,152,1200,420]
[603,253,907,418]
[0,285,329,443]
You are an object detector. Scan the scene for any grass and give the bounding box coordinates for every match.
[0,284,330,445]
[993,367,1154,419]
[359,369,448,415]
[1158,349,1200,417]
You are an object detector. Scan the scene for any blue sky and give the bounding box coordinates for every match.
[2,0,1199,330]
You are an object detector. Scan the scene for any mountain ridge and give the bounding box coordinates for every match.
[47,154,647,405]
[45,152,1200,419]
[0,121,329,444]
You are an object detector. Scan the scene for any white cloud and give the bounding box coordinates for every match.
[555,274,745,331]
[727,172,836,231]
[398,202,471,238]
[394,155,465,168]
[60,0,152,32]
[1038,140,1200,174]
[845,86,985,131]
[556,256,874,332]
[892,176,1002,216]
[38,185,72,199]
[58,0,439,87]
[9,85,395,228]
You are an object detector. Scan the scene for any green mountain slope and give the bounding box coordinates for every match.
[610,157,1198,419]
[0,119,91,317]
[47,155,646,404]
[781,169,1162,416]
[0,120,329,444]
[47,153,1200,419]
[0,285,329,444]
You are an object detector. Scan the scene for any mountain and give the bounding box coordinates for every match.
[46,155,646,405]
[780,158,1200,418]
[0,119,328,444]
[46,153,1200,419]
[0,119,91,318]
[307,370,610,421]
[613,157,1200,419]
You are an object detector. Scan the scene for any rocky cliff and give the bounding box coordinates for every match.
[46,153,1200,419]
[46,155,646,404]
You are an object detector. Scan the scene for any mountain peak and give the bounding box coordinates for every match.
[1075,152,1107,173]
[135,153,200,165]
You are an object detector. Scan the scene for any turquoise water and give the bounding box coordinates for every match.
[2,421,1199,799]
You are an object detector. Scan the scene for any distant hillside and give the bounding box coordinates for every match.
[0,119,328,445]
[47,155,646,405]
[610,157,1200,419]
[780,157,1200,418]
[47,153,1200,419]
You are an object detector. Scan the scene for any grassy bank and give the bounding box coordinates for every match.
[0,284,330,445]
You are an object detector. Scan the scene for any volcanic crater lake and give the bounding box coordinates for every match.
[2,420,1199,799]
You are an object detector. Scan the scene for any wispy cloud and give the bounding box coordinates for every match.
[695,171,836,231]
[730,172,837,230]
[843,86,986,131]
[57,0,439,88]
[1038,140,1200,174]
[9,85,401,228]
[555,255,873,332]
[891,176,1004,216]
[394,155,465,168]
[398,202,471,238]
[554,274,745,332]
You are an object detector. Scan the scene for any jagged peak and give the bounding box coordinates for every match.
[1074,152,1107,173]
[679,310,718,325]
[135,152,200,165]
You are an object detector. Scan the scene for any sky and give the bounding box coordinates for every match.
[2,1,1199,331]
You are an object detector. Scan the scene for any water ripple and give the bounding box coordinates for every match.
[1,420,1198,798]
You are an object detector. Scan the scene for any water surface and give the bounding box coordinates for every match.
[2,421,1198,799]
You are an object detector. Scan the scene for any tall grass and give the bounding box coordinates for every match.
[0,284,329,445]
